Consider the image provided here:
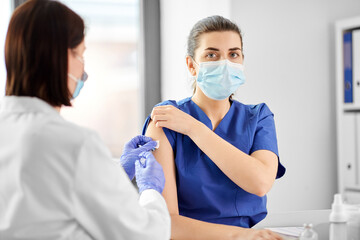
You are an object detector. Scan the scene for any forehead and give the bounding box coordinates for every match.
[197,31,242,50]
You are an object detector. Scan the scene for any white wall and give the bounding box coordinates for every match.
[231,0,360,212]
[160,0,360,212]
[0,1,12,96]
[160,0,231,100]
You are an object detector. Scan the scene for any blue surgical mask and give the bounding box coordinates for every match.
[194,59,245,100]
[68,72,88,99]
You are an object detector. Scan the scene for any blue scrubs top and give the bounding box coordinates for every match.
[142,97,285,228]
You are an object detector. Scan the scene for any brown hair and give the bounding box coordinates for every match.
[187,16,243,94]
[5,0,85,107]
[187,15,243,59]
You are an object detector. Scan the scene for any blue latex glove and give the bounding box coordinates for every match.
[120,135,158,180]
[135,151,165,194]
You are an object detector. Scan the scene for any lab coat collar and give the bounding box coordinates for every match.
[0,96,60,116]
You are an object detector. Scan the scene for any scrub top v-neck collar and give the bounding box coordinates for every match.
[189,97,235,132]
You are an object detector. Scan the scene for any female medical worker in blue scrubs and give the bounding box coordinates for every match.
[143,15,286,240]
[0,1,169,239]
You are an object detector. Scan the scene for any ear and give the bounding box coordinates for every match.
[186,56,197,76]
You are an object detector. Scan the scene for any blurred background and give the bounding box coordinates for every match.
[1,0,360,214]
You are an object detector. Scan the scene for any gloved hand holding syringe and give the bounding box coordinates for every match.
[119,135,164,194]
[120,135,158,180]
[139,140,159,165]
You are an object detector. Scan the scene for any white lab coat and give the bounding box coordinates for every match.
[0,96,170,240]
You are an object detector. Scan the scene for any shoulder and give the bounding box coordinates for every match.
[36,116,100,149]
[57,120,113,163]
[49,119,112,163]
[155,100,178,108]
[143,98,192,146]
[21,115,109,179]
[63,121,104,151]
[249,103,273,116]
[58,117,96,138]
[233,100,273,119]
[155,97,192,109]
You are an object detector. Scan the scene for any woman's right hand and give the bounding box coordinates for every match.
[151,105,201,136]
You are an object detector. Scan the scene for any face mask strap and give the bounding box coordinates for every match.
[191,57,199,68]
[68,72,88,82]
[69,52,87,82]
[68,73,78,82]
[189,57,200,79]
[75,55,84,64]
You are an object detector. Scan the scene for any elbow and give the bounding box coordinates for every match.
[164,212,171,239]
[152,206,171,239]
[252,182,272,197]
[155,213,171,240]
[252,175,275,197]
[254,189,267,197]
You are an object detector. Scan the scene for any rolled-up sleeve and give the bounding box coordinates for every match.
[72,132,170,240]
[250,103,285,179]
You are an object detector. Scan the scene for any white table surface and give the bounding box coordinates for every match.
[254,209,331,240]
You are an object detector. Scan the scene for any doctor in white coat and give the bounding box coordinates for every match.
[0,0,170,239]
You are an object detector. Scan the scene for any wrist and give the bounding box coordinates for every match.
[138,183,163,194]
[231,227,251,240]
[138,185,151,194]
[187,118,203,138]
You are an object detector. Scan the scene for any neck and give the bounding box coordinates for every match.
[54,106,61,112]
[191,88,231,129]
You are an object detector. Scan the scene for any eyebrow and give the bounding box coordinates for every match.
[204,47,220,51]
[229,47,242,51]
[204,47,242,51]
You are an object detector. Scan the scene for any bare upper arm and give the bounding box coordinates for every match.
[145,120,179,214]
[251,150,278,181]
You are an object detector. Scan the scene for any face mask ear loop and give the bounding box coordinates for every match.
[68,73,78,82]
[191,57,199,67]
[190,57,200,79]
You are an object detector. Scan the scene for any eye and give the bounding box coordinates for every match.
[230,52,239,58]
[206,53,217,59]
